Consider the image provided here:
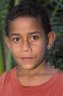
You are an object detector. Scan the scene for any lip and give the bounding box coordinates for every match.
[21,57,33,59]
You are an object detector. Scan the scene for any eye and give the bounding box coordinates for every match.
[12,37,21,43]
[30,35,39,41]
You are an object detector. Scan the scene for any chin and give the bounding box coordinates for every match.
[21,65,36,70]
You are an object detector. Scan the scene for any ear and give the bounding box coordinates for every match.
[4,36,12,52]
[47,32,56,49]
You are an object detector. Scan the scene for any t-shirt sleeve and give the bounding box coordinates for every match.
[0,68,16,96]
[0,72,8,91]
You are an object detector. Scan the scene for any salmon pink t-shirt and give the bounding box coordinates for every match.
[0,67,63,96]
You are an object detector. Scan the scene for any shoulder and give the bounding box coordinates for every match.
[58,70,63,81]
[0,67,16,95]
[0,67,16,89]
[56,70,63,95]
[55,70,63,88]
[58,70,63,77]
[0,71,9,86]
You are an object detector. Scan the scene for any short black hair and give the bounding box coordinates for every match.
[5,0,51,36]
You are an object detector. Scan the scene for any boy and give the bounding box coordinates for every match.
[0,0,63,96]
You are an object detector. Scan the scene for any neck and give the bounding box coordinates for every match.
[16,60,49,77]
[16,61,59,86]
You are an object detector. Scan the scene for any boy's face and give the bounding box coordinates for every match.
[5,17,55,70]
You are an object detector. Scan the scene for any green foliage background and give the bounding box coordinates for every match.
[0,0,63,74]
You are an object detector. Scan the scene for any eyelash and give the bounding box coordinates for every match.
[30,35,39,41]
[11,35,40,43]
[12,37,21,42]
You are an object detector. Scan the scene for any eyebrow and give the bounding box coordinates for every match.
[9,31,41,37]
[9,33,20,37]
[28,31,41,35]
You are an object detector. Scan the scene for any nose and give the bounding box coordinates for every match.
[21,40,32,52]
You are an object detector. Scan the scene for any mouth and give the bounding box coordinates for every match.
[21,57,34,59]
[19,56,35,62]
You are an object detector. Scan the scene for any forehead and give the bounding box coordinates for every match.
[9,17,44,36]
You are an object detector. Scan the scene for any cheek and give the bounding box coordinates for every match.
[33,41,46,55]
[37,45,45,55]
[11,45,20,57]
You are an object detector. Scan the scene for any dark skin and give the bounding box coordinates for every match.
[5,17,59,86]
